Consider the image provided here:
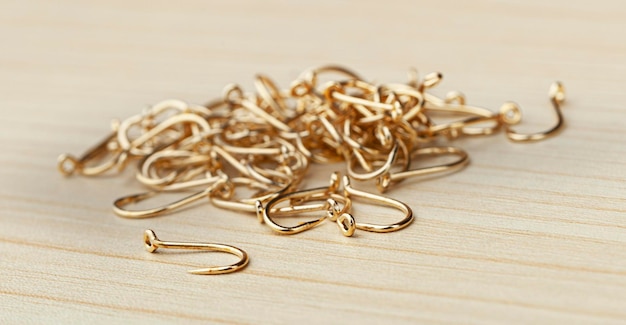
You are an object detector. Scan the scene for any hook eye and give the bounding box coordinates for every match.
[505,81,566,142]
[326,198,356,237]
[336,213,356,237]
[57,154,80,176]
[499,103,522,126]
[143,229,159,253]
[343,176,414,233]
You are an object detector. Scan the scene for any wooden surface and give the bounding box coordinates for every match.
[1,1,625,323]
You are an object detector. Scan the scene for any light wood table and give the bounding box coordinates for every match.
[1,1,625,323]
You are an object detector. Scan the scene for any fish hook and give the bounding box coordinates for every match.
[143,229,249,275]
[113,173,231,218]
[505,82,566,142]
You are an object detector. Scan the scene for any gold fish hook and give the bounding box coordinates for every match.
[143,230,249,275]
[57,130,126,176]
[259,188,328,234]
[342,176,414,233]
[376,146,469,192]
[135,149,219,191]
[346,142,399,181]
[254,74,290,118]
[210,176,293,213]
[505,82,566,142]
[113,173,231,218]
[117,113,212,156]
[298,64,363,92]
[259,172,351,235]
[425,99,512,139]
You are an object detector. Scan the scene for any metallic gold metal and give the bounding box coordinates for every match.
[424,99,506,139]
[136,149,220,191]
[57,131,125,176]
[209,176,292,213]
[241,98,291,132]
[143,229,248,275]
[59,65,568,243]
[118,113,211,156]
[260,172,353,235]
[506,82,566,142]
[113,175,230,218]
[342,176,414,233]
[254,74,290,118]
[346,142,399,181]
[377,146,470,192]
[326,198,356,237]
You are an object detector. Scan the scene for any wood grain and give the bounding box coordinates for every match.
[1,0,625,323]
